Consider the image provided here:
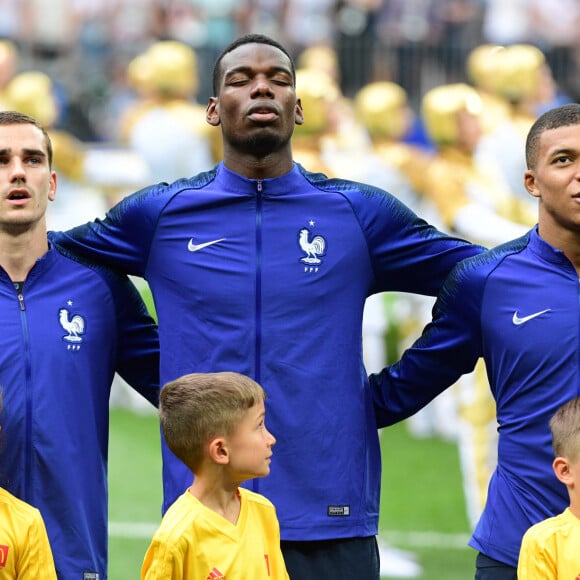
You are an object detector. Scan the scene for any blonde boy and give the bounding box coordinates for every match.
[518,396,580,578]
[141,372,288,579]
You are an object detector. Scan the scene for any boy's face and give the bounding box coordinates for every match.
[225,399,276,481]
[567,455,580,512]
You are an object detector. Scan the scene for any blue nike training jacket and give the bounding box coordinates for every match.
[372,227,575,566]
[51,162,482,542]
[0,246,159,579]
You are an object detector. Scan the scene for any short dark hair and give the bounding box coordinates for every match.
[0,110,53,168]
[525,103,580,169]
[550,396,580,460]
[211,33,296,96]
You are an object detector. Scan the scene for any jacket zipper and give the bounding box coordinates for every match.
[254,180,263,494]
[17,288,34,500]
[255,180,263,385]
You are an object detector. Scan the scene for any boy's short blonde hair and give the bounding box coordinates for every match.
[159,372,265,472]
[550,397,580,461]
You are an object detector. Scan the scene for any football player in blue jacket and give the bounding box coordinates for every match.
[0,110,160,579]
[372,103,580,579]
[51,34,482,579]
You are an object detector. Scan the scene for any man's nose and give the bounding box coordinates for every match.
[9,158,26,180]
[251,77,274,97]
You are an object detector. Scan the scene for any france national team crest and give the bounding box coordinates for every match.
[59,303,86,350]
[298,224,327,272]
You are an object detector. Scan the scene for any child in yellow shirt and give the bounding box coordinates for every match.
[0,392,56,579]
[518,396,580,578]
[141,371,289,579]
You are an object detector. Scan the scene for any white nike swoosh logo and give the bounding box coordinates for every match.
[512,309,551,325]
[187,238,225,252]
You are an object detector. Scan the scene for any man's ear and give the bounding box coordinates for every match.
[553,456,572,485]
[524,169,540,199]
[206,97,221,127]
[295,98,304,126]
[48,171,57,202]
[208,436,229,465]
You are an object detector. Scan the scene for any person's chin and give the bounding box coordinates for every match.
[241,132,285,155]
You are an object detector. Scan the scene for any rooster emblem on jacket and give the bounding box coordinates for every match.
[59,308,85,344]
[298,228,326,265]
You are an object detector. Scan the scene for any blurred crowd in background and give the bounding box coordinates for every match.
[1,0,580,143]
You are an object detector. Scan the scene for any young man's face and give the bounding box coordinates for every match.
[525,123,580,237]
[225,399,276,481]
[0,123,56,233]
[207,42,304,156]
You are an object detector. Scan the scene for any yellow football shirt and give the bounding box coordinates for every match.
[518,507,580,579]
[142,487,289,579]
[0,487,57,579]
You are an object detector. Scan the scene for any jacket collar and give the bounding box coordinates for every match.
[214,162,306,196]
[529,225,574,268]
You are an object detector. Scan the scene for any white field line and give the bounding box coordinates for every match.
[108,522,471,550]
[380,530,471,550]
[109,522,159,538]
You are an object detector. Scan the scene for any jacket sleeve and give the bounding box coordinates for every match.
[371,257,484,428]
[110,272,160,407]
[48,182,171,277]
[351,183,487,296]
